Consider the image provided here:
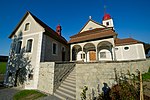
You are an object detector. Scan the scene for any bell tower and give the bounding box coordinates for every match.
[56,24,62,36]
[102,13,114,29]
[102,6,114,29]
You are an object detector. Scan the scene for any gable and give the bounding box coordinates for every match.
[80,20,106,33]
[9,12,45,38]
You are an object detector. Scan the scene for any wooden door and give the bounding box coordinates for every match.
[89,51,96,61]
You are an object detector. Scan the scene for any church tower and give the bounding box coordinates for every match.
[102,13,114,29]
[56,24,62,36]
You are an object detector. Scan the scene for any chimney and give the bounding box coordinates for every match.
[56,24,62,36]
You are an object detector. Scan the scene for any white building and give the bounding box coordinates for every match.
[69,13,146,62]
[4,11,146,90]
[4,12,69,89]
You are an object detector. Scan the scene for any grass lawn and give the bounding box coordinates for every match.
[143,72,150,81]
[13,90,46,100]
[142,67,150,81]
[0,62,7,74]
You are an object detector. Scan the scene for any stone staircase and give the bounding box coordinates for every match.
[54,68,76,100]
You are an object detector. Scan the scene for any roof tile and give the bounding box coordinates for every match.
[69,28,117,43]
[115,38,142,46]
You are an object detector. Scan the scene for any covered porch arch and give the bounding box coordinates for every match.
[83,43,96,62]
[71,45,82,61]
[97,41,114,61]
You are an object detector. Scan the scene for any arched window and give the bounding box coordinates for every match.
[24,23,30,31]
[26,39,33,52]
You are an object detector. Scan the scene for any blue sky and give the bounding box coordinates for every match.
[0,0,150,56]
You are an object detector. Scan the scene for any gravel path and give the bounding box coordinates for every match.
[0,87,22,100]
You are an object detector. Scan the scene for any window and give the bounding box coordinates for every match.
[100,52,106,58]
[16,41,22,53]
[81,54,85,59]
[89,27,93,30]
[62,47,65,52]
[115,48,118,50]
[26,39,33,52]
[24,23,30,31]
[53,43,57,54]
[28,74,33,80]
[124,47,129,50]
[106,22,109,26]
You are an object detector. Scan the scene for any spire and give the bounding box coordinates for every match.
[103,5,111,20]
[104,5,107,15]
[102,5,114,29]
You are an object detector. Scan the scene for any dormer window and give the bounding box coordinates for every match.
[24,23,30,31]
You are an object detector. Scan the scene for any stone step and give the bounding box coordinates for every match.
[54,89,75,100]
[60,84,76,91]
[63,80,76,86]
[67,74,76,77]
[54,68,76,100]
[65,77,76,81]
[60,85,76,93]
[64,79,76,84]
[66,77,76,81]
[54,92,66,100]
[61,82,76,89]
[57,87,75,97]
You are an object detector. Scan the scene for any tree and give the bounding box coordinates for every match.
[4,35,33,87]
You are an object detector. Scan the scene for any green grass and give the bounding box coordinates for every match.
[142,67,150,81]
[13,90,46,100]
[0,62,7,74]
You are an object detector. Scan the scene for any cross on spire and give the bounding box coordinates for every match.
[104,5,107,14]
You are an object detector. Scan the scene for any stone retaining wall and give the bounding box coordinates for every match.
[38,62,55,94]
[76,59,150,100]
[38,62,75,94]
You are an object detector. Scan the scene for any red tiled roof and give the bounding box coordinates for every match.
[115,38,142,46]
[9,11,67,44]
[69,28,117,43]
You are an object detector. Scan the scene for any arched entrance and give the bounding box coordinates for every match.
[97,41,113,61]
[83,43,96,62]
[72,45,82,61]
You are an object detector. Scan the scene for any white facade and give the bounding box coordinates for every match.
[71,41,146,62]
[115,43,146,61]
[70,17,146,62]
[5,13,45,89]
[102,19,114,28]
[70,38,116,62]
[5,12,69,89]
